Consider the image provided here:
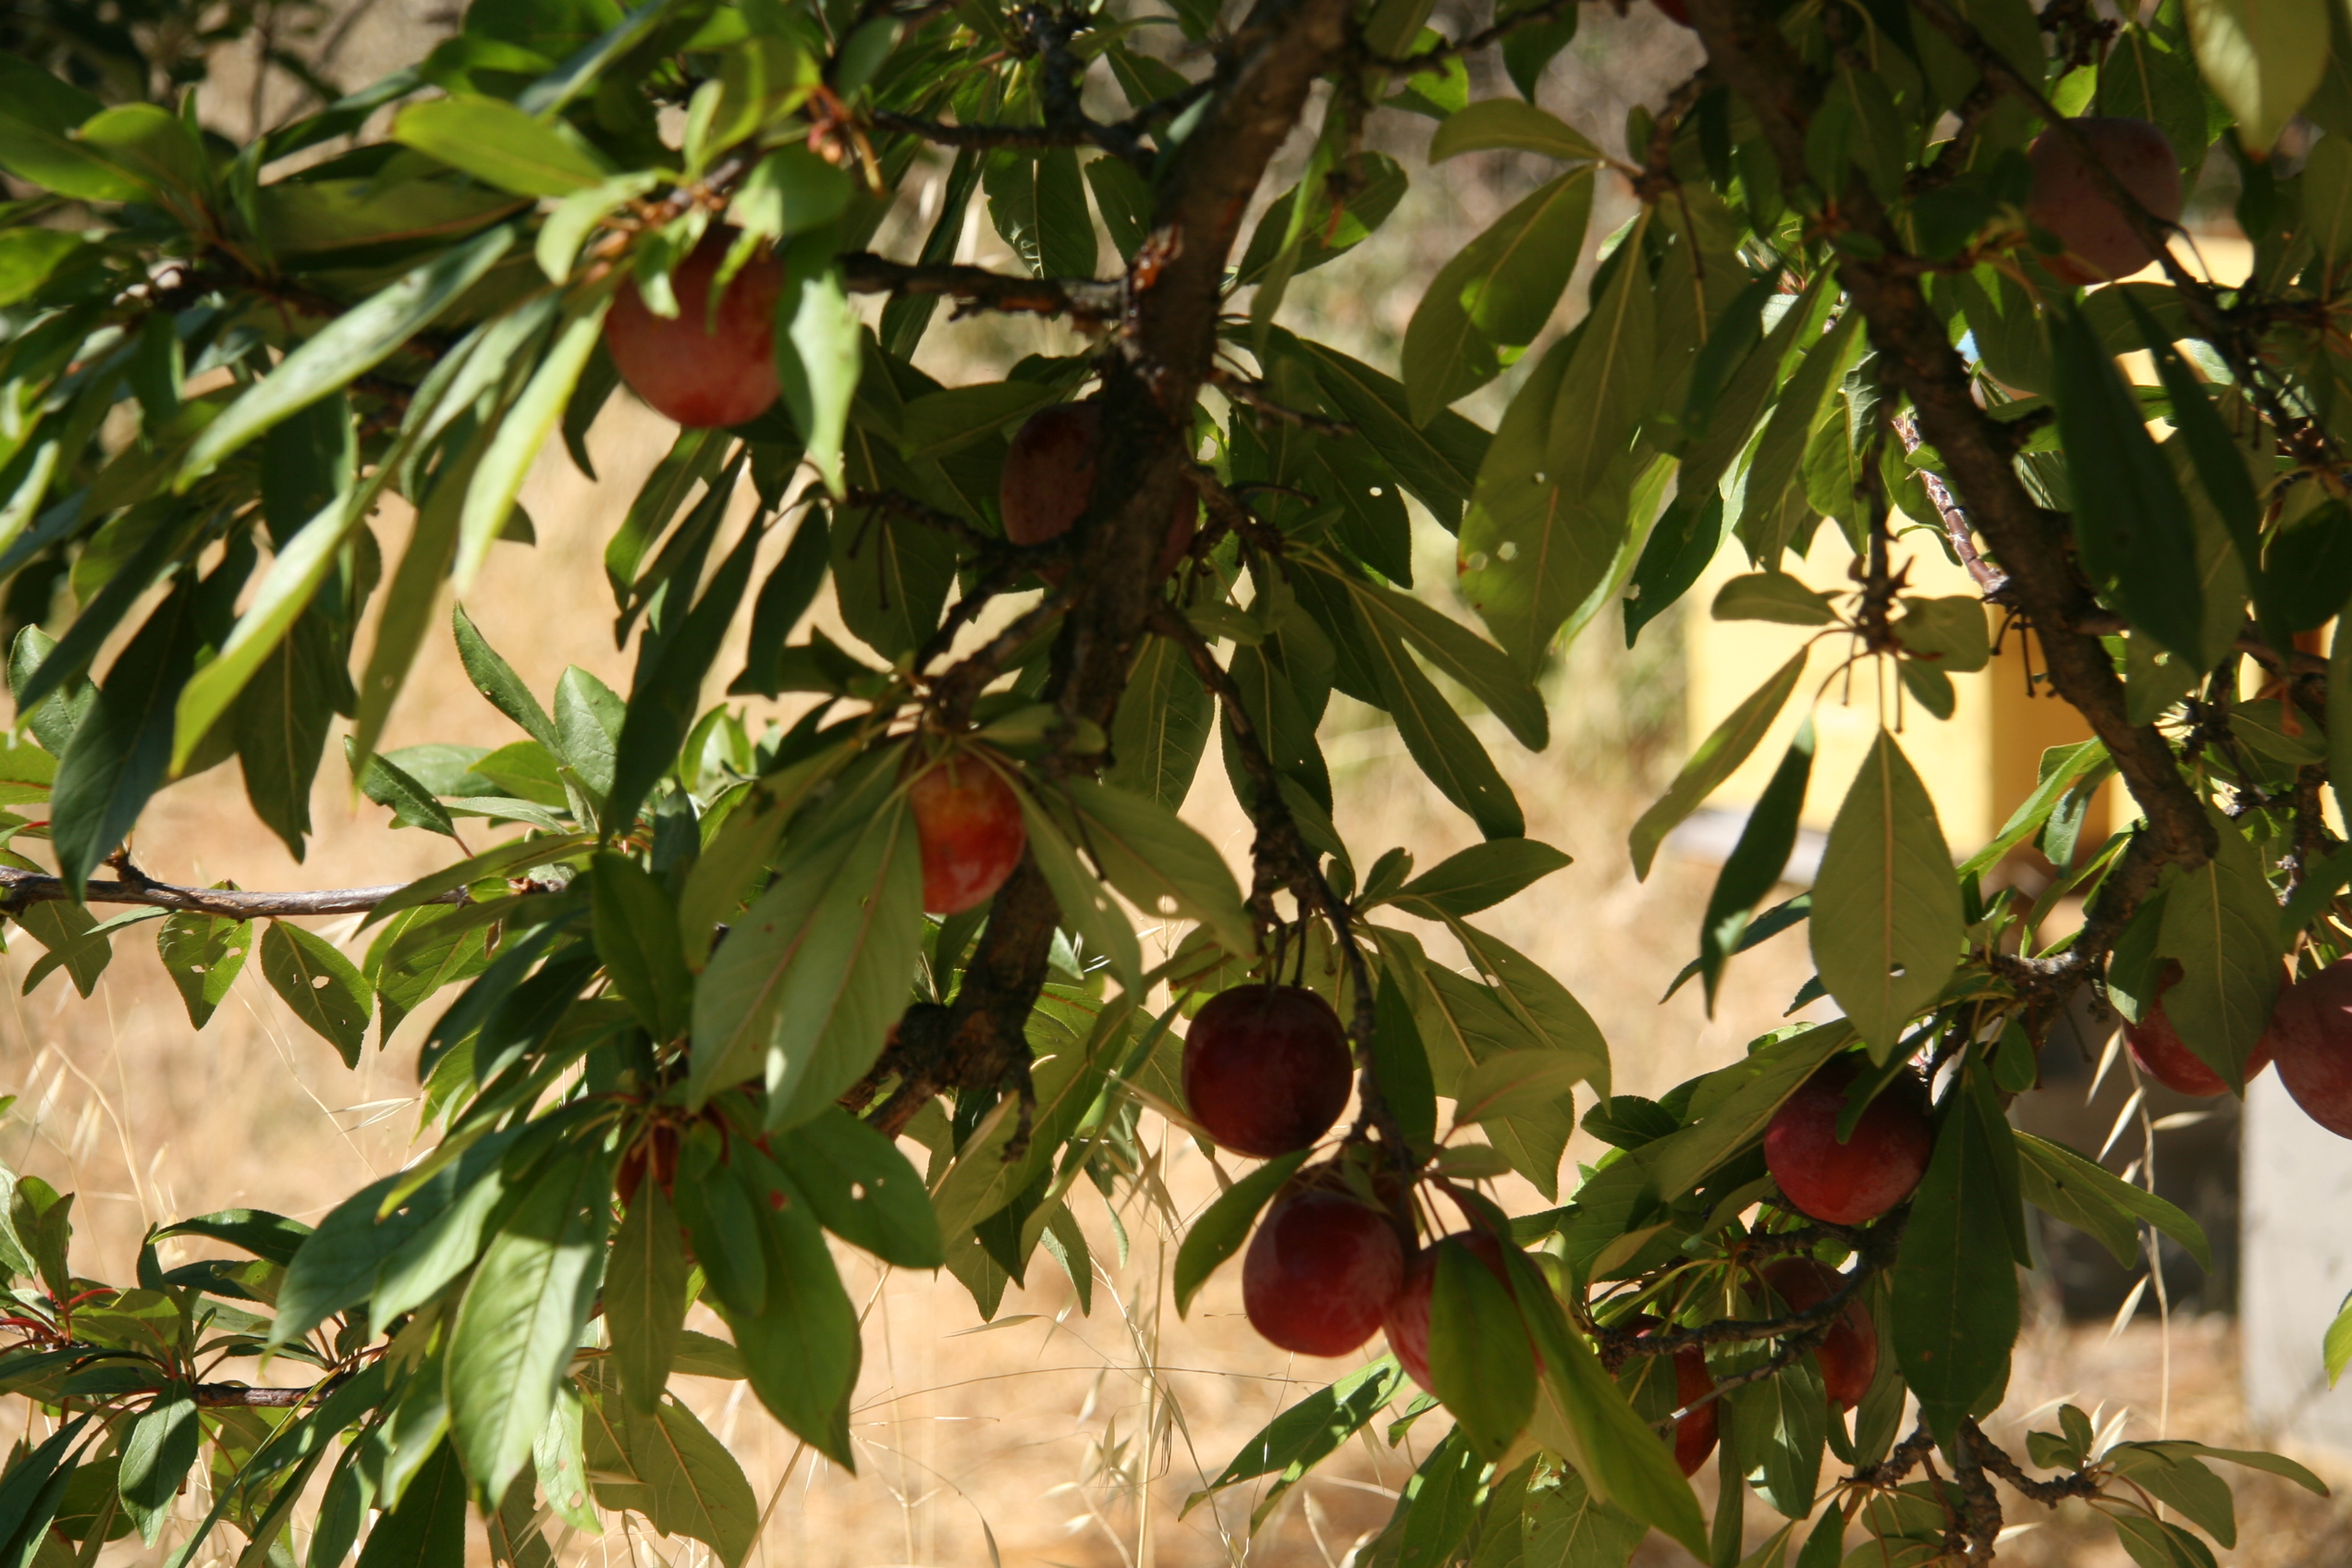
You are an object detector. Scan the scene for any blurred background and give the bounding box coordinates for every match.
[6,0,2352,1562]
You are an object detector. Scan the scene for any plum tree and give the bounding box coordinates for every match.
[1763,1060,1934,1226]
[603,234,784,428]
[3,0,2348,1562]
[1181,983,1353,1156]
[2024,118,2185,286]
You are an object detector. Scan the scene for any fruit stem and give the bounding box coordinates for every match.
[1146,602,1415,1190]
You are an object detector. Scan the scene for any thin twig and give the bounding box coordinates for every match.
[839,253,1125,325]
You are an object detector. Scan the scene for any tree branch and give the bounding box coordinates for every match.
[1363,0,1580,69]
[0,868,466,919]
[1963,1419,2103,1508]
[838,253,1124,325]
[1687,0,2215,994]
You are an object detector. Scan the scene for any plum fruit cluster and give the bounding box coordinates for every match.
[1187,983,1731,1476]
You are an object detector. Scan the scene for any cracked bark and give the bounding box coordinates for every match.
[1686,0,2214,986]
[864,0,1357,1134]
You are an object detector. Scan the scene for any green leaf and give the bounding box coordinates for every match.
[766,1108,942,1268]
[355,1440,467,1568]
[458,299,610,592]
[2330,1294,2352,1387]
[2169,1439,2330,1493]
[1699,720,1814,1007]
[52,582,215,895]
[448,1150,613,1502]
[896,382,1059,459]
[1277,334,1490,528]
[1635,1023,1850,1200]
[1306,555,1547,749]
[1172,1151,1308,1317]
[453,604,559,748]
[167,480,384,775]
[116,1390,199,1545]
[349,738,461,838]
[1403,170,1592,421]
[2124,294,2282,655]
[1374,1430,1484,1568]
[1545,224,1655,500]
[1497,1244,1708,1553]
[2014,1131,2212,1271]
[1016,789,1144,993]
[2186,0,2328,151]
[0,229,82,308]
[260,922,373,1069]
[2156,810,2283,1089]
[1428,100,1601,163]
[1628,650,1807,879]
[592,853,693,1040]
[583,1392,759,1568]
[1893,1101,2019,1447]
[235,611,341,858]
[1428,1241,1537,1461]
[1374,965,1440,1147]
[359,832,598,928]
[720,1166,861,1466]
[776,238,861,496]
[1059,779,1255,955]
[1187,1360,1403,1519]
[688,783,925,1122]
[154,903,252,1029]
[0,71,145,202]
[1809,729,1963,1057]
[607,516,762,839]
[1386,839,1571,919]
[2050,302,2205,663]
[181,226,511,484]
[1521,1465,1644,1568]
[1106,635,1212,809]
[1711,572,1839,626]
[1452,1048,1585,1129]
[1345,594,1525,839]
[1959,740,2108,876]
[1455,339,1625,672]
[394,94,615,196]
[730,508,834,698]
[2106,1446,2236,1546]
[607,1182,689,1414]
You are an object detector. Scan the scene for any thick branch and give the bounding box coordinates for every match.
[1687,0,2215,985]
[869,0,1357,1125]
[0,869,464,919]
